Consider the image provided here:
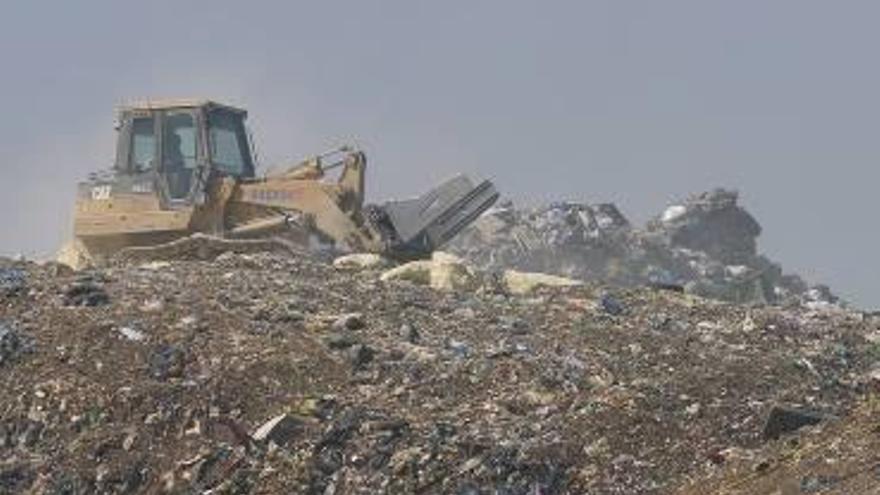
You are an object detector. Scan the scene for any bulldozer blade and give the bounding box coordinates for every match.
[378,175,499,258]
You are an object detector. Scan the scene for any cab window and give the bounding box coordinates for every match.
[163,113,198,200]
[163,113,197,171]
[130,117,155,172]
[208,110,252,176]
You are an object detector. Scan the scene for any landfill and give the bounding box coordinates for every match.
[1,234,878,493]
[676,396,880,494]
[448,188,838,307]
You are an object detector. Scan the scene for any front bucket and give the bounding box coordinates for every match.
[378,175,499,258]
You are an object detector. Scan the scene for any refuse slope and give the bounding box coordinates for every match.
[0,252,877,494]
[676,397,880,495]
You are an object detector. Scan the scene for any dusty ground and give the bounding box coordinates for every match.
[1,252,878,494]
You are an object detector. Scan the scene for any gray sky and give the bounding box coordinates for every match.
[1,1,878,308]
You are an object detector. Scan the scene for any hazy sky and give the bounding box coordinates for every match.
[1,1,878,308]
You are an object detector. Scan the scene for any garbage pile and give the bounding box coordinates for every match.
[1,247,877,494]
[448,189,834,306]
[677,394,880,495]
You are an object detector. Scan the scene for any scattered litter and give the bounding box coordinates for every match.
[252,413,305,446]
[118,326,146,342]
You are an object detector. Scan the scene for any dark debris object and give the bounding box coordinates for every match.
[762,405,835,441]
[148,344,186,380]
[62,275,110,307]
[0,267,26,297]
[0,320,34,366]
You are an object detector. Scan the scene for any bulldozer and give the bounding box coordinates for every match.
[64,99,498,267]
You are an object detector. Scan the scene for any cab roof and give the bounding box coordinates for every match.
[117,99,247,115]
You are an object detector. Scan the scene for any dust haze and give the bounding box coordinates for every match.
[1,1,878,308]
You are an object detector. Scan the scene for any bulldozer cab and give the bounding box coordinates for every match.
[113,100,254,205]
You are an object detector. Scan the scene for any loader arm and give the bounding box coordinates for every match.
[226,149,499,258]
[232,177,383,252]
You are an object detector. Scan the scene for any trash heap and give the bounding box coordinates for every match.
[448,189,835,306]
[1,246,877,494]
[676,396,880,495]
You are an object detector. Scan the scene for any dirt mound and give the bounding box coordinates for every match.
[1,252,878,493]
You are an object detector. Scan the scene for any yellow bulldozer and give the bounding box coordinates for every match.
[63,99,497,267]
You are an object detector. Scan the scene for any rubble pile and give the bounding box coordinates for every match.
[449,189,833,306]
[1,248,878,494]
